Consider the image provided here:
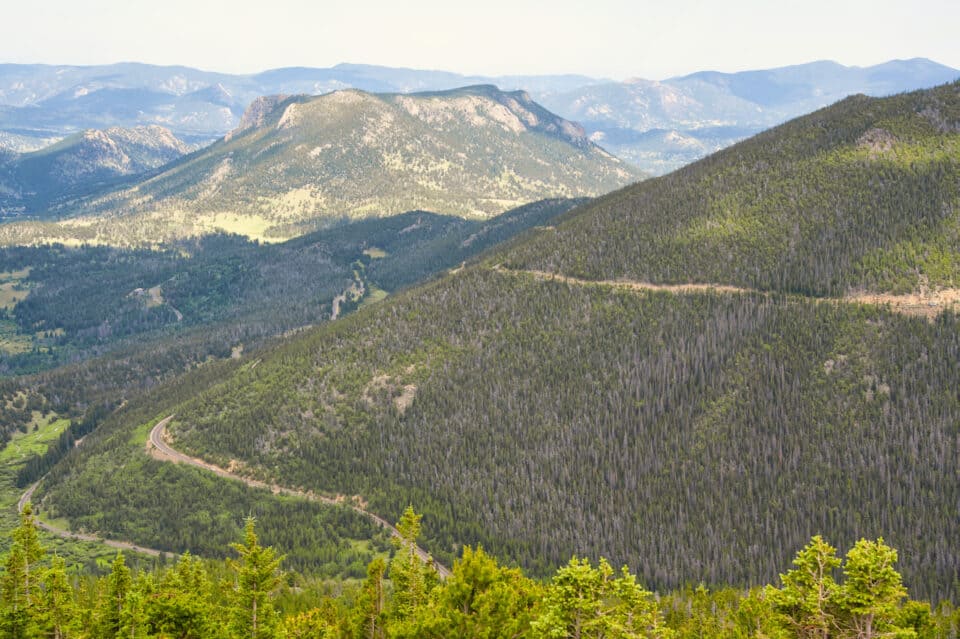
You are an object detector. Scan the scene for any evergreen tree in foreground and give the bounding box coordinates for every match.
[0,503,953,638]
[229,517,284,639]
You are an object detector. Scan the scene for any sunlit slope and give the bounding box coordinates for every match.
[0,86,640,245]
[506,81,960,296]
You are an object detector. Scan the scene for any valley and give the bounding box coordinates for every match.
[0,34,957,637]
[27,81,960,603]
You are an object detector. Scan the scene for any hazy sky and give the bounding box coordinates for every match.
[3,0,958,79]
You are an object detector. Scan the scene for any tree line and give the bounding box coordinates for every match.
[3,504,957,638]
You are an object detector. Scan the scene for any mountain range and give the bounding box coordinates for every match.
[537,58,960,172]
[0,85,639,245]
[1,58,956,174]
[27,80,960,604]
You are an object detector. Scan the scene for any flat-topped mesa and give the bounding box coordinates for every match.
[8,84,642,244]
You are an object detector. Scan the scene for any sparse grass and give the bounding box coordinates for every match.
[0,318,33,354]
[128,418,161,447]
[363,247,388,259]
[359,286,389,309]
[196,212,285,243]
[0,268,30,309]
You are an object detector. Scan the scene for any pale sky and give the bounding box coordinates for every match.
[3,0,958,80]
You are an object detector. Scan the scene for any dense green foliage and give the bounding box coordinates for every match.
[19,83,960,616]
[505,82,960,295]
[1,508,958,637]
[37,407,391,577]
[44,266,960,599]
[0,198,577,373]
[0,198,577,446]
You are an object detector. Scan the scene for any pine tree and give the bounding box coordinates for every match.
[351,557,386,639]
[38,555,78,639]
[441,545,541,638]
[95,552,131,638]
[388,507,428,623]
[1,503,46,638]
[229,517,284,639]
[771,535,841,639]
[835,538,911,639]
[532,556,668,638]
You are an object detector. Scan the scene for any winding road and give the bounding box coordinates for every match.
[18,415,450,576]
[503,267,960,320]
[17,480,168,557]
[148,416,451,578]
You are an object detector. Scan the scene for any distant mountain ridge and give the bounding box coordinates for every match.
[0,62,606,149]
[0,85,640,245]
[537,58,960,173]
[0,125,189,214]
[0,59,955,173]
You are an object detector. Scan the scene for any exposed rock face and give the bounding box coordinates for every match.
[857,127,898,156]
[3,85,643,241]
[226,95,291,140]
[47,126,189,181]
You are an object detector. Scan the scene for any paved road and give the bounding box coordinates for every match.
[149,416,451,578]
[18,480,168,557]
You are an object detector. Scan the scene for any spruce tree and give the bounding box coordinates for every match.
[229,517,284,639]
[1,503,45,638]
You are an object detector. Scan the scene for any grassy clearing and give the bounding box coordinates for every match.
[0,268,30,309]
[0,318,33,354]
[0,414,70,464]
[359,285,389,309]
[128,419,161,447]
[197,212,287,243]
[363,247,388,259]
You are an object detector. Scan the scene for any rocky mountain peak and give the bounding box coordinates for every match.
[226,95,292,140]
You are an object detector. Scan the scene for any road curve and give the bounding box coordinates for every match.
[18,481,168,558]
[502,267,960,320]
[149,416,451,578]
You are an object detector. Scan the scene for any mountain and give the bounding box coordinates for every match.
[537,58,960,173]
[508,81,960,296]
[0,86,639,245]
[0,198,582,576]
[2,59,955,175]
[33,82,960,601]
[0,62,605,151]
[0,125,190,214]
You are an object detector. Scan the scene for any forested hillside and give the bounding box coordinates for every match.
[0,198,578,382]
[0,125,189,214]
[506,81,960,296]
[40,268,960,599]
[31,83,960,604]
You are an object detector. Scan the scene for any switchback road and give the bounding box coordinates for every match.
[148,416,451,578]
